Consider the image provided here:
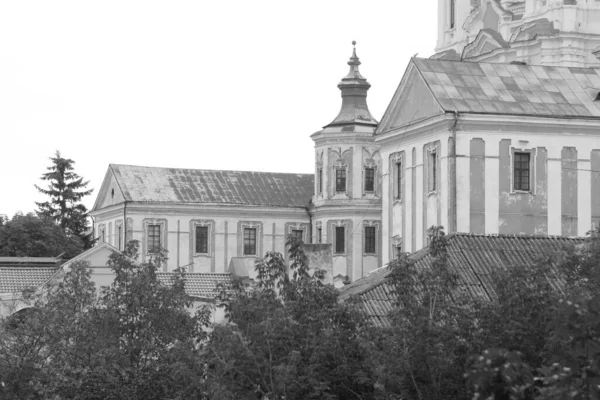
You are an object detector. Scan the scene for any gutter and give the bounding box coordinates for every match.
[449,111,459,233]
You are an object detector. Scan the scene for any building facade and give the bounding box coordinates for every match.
[434,0,600,67]
[91,3,600,281]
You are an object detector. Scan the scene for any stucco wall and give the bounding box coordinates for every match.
[94,205,310,272]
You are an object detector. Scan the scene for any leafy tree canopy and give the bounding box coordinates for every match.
[35,151,94,249]
[0,212,84,258]
[0,241,212,400]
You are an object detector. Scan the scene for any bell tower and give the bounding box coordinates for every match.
[311,42,382,284]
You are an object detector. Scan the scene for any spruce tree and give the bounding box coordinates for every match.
[35,151,94,249]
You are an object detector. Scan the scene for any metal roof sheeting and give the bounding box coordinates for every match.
[413,58,600,118]
[110,164,314,208]
[338,233,585,327]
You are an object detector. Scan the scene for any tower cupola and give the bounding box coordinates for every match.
[325,41,378,128]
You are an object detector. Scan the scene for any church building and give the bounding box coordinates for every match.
[91,0,600,282]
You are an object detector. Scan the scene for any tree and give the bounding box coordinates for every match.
[35,151,94,249]
[207,236,374,399]
[0,241,212,399]
[0,212,84,258]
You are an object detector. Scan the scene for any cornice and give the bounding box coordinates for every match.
[100,202,311,219]
[457,113,600,135]
[375,114,454,146]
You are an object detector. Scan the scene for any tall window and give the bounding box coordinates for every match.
[336,168,346,192]
[514,152,531,191]
[317,167,323,194]
[100,228,105,243]
[196,226,209,254]
[147,224,161,254]
[292,229,304,242]
[117,226,122,250]
[317,227,322,244]
[244,228,257,255]
[395,161,402,200]
[428,151,437,192]
[365,226,376,254]
[365,167,375,192]
[335,226,345,254]
[450,0,456,29]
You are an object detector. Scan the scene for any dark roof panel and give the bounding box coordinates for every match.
[413,58,600,118]
[0,267,59,294]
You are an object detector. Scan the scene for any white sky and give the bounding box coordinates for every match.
[0,1,437,218]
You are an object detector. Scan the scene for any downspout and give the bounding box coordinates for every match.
[449,111,459,233]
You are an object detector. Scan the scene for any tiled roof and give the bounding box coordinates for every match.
[413,58,600,118]
[0,267,59,294]
[110,164,314,208]
[156,272,232,299]
[339,233,585,327]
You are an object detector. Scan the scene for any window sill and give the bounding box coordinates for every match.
[393,198,403,205]
[193,253,210,257]
[427,190,438,197]
[363,253,378,257]
[510,190,534,195]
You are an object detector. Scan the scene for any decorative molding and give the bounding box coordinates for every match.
[237,221,263,258]
[189,219,216,273]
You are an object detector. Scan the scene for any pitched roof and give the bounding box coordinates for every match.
[156,272,232,299]
[338,233,585,327]
[0,266,59,294]
[412,58,600,118]
[108,164,314,209]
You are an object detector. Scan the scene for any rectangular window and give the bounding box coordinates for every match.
[195,226,209,254]
[335,226,345,254]
[318,168,323,194]
[147,224,161,254]
[365,168,375,192]
[365,226,376,254]
[336,168,346,192]
[292,229,304,242]
[514,152,531,191]
[117,226,122,250]
[450,0,456,28]
[395,161,402,200]
[244,228,257,256]
[100,229,105,243]
[428,151,437,192]
[317,227,322,244]
[395,243,402,259]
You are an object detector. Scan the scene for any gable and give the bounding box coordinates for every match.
[376,62,444,134]
[462,29,509,60]
[92,167,126,212]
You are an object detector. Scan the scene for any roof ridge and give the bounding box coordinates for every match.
[447,232,586,240]
[110,163,314,177]
[414,57,600,70]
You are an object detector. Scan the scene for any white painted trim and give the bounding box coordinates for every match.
[578,160,592,236]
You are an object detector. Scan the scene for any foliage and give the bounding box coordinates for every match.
[0,241,211,399]
[35,151,94,249]
[207,236,374,400]
[0,212,84,258]
[369,226,475,400]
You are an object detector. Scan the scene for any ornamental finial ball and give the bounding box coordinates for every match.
[352,40,356,46]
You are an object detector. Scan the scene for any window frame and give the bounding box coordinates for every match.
[195,225,209,255]
[334,226,345,255]
[428,149,438,193]
[364,226,376,254]
[364,167,375,193]
[335,167,347,193]
[513,151,532,192]
[317,167,323,194]
[243,227,257,256]
[147,224,161,254]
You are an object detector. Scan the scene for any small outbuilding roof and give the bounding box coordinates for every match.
[339,233,585,327]
[412,58,600,118]
[156,272,232,299]
[0,266,60,294]
[107,164,314,209]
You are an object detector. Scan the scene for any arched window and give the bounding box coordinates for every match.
[450,0,456,29]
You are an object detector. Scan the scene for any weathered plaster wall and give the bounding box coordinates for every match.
[94,205,310,273]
